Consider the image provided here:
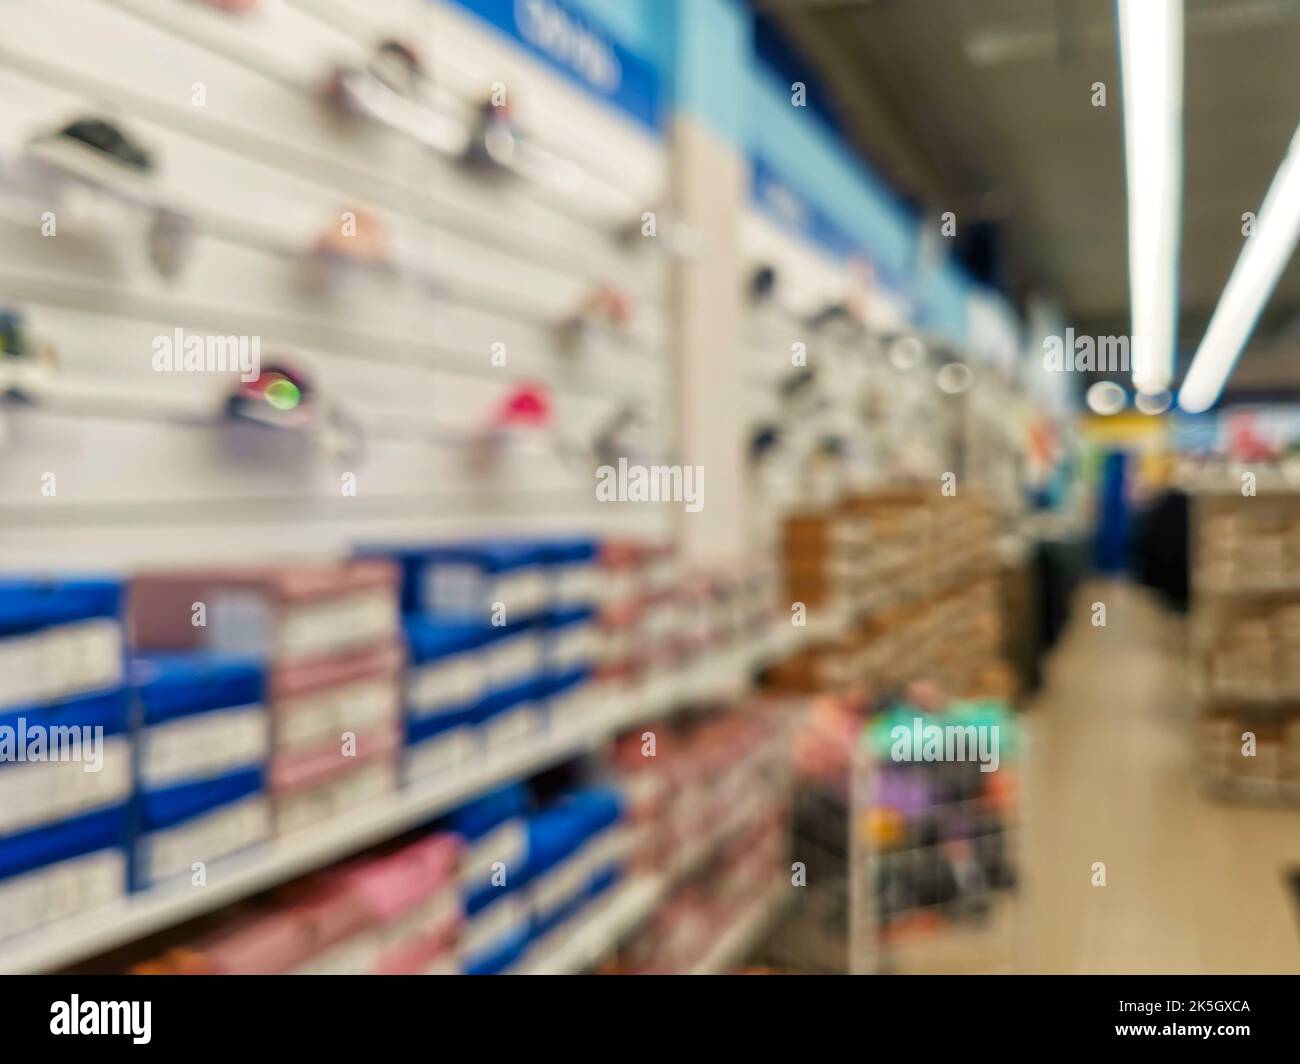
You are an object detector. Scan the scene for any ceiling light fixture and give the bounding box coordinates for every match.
[1179,120,1300,414]
[1116,0,1184,393]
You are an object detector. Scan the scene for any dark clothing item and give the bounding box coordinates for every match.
[1132,489,1190,612]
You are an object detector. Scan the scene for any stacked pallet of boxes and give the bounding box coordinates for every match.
[771,490,1013,700]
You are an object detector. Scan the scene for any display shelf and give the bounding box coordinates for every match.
[688,883,790,975]
[0,626,796,975]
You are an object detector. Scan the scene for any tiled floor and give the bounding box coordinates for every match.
[1019,581,1300,973]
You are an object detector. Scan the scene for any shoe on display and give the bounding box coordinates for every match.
[465,95,519,170]
[27,117,155,189]
[313,207,391,269]
[226,364,314,429]
[0,308,58,403]
[325,39,466,157]
[748,423,783,465]
[749,264,778,303]
[369,39,424,99]
[561,283,635,341]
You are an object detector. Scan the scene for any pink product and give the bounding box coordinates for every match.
[371,920,460,976]
[269,642,404,756]
[269,726,400,836]
[193,834,462,974]
[269,720,401,793]
[194,889,368,975]
[331,834,461,927]
[129,561,400,663]
[270,640,405,701]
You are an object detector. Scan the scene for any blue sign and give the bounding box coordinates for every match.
[445,0,663,132]
[750,155,909,299]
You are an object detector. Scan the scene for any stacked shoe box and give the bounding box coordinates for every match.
[129,652,270,890]
[362,538,605,784]
[1208,610,1276,701]
[0,578,130,942]
[451,784,534,975]
[367,541,547,778]
[129,562,403,835]
[1198,711,1287,792]
[781,509,874,620]
[448,781,630,974]
[1197,510,1294,591]
[597,539,678,689]
[519,787,629,966]
[538,539,604,736]
[133,832,463,975]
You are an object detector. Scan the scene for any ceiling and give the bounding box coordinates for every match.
[758,0,1300,378]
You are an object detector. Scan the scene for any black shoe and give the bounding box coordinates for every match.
[56,118,153,173]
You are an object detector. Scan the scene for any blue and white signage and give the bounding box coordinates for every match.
[447,0,663,131]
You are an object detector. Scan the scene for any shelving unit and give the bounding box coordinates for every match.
[0,626,802,975]
[1187,472,1300,802]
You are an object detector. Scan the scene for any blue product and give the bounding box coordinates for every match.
[541,538,600,608]
[0,578,124,713]
[0,803,128,883]
[0,801,129,943]
[356,541,549,618]
[0,689,132,840]
[462,864,534,975]
[480,616,544,693]
[451,784,532,903]
[448,783,532,841]
[475,676,546,752]
[130,653,267,788]
[463,923,530,976]
[129,653,269,891]
[544,605,597,675]
[138,769,263,832]
[404,702,480,784]
[131,652,263,726]
[133,768,267,891]
[0,578,121,637]
[540,539,599,566]
[523,805,592,937]
[403,615,494,720]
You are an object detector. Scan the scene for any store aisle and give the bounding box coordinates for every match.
[1021,581,1300,974]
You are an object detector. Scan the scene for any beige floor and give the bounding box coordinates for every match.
[1019,580,1300,973]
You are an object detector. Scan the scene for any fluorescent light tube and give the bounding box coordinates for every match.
[1116,0,1184,392]
[1179,119,1300,413]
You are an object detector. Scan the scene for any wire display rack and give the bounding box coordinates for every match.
[850,700,1024,974]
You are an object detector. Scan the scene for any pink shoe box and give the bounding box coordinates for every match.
[270,641,404,756]
[269,722,400,836]
[595,595,653,685]
[189,883,369,974]
[129,561,400,664]
[371,919,461,976]
[301,834,463,974]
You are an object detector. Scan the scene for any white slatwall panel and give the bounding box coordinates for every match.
[0,0,674,568]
